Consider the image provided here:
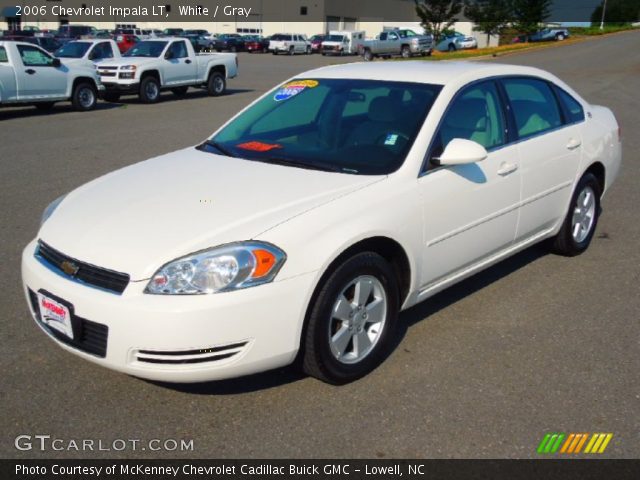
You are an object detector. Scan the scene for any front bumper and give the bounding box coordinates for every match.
[101,81,140,94]
[410,44,433,54]
[22,239,316,383]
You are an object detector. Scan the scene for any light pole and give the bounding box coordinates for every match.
[600,0,608,30]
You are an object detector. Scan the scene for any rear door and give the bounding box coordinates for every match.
[15,44,67,99]
[500,77,583,241]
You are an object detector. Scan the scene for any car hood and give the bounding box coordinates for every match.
[60,58,94,68]
[98,57,160,68]
[39,147,382,281]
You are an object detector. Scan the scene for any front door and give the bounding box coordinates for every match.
[418,80,521,289]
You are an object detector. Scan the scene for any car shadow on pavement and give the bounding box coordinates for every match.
[149,366,306,395]
[151,243,549,395]
[0,102,123,121]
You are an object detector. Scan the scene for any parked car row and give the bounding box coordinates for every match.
[0,38,238,111]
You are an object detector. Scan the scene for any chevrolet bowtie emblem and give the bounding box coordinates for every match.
[61,261,79,276]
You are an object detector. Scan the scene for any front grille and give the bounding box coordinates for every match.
[29,289,108,358]
[134,341,248,365]
[36,241,130,294]
[99,71,116,77]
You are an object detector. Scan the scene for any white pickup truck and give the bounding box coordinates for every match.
[0,40,104,111]
[96,37,238,103]
[54,39,121,68]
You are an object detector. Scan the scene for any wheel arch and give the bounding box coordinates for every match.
[295,235,412,362]
[140,69,161,85]
[71,76,98,94]
[208,64,226,80]
[584,161,606,193]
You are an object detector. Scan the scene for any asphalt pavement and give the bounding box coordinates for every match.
[1,31,638,459]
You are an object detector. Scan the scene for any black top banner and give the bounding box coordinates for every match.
[2,0,637,24]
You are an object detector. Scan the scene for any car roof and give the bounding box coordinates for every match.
[302,61,553,87]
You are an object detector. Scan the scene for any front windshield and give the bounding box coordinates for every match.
[327,35,345,42]
[55,42,91,58]
[204,78,441,175]
[123,41,167,57]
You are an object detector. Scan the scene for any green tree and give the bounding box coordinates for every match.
[414,0,464,42]
[511,0,553,34]
[464,0,513,45]
[591,0,640,25]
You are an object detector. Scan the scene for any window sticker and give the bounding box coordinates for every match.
[274,80,319,101]
[384,134,399,146]
[237,141,283,152]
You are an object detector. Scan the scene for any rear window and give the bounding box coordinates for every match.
[556,88,585,124]
[0,47,7,62]
[502,78,563,139]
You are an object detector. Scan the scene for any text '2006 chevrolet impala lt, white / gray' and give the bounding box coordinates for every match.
[22,61,621,385]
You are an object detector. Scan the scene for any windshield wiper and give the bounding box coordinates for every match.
[197,140,237,158]
[256,156,356,174]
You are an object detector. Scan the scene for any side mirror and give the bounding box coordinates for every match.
[438,138,488,166]
[165,50,173,59]
[52,58,61,68]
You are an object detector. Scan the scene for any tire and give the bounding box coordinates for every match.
[288,46,295,56]
[363,49,373,62]
[552,173,601,256]
[302,252,399,384]
[401,45,411,58]
[171,86,188,97]
[34,102,55,111]
[139,76,160,104]
[71,82,97,111]
[306,46,311,55]
[273,51,278,55]
[556,33,565,41]
[206,71,226,96]
[103,92,121,103]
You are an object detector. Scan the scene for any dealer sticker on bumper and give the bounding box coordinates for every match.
[37,293,73,340]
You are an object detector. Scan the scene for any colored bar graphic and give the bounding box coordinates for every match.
[574,433,589,453]
[540,433,614,454]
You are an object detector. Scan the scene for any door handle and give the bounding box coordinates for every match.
[185,59,192,64]
[497,162,518,176]
[566,138,582,150]
[25,69,36,75]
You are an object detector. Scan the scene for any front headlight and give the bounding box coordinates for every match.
[40,194,67,227]
[145,242,286,295]
[120,65,137,71]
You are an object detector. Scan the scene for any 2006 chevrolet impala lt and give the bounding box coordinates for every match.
[22,62,621,384]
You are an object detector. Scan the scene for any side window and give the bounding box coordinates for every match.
[556,87,585,124]
[389,32,398,41]
[380,33,388,41]
[168,41,188,58]
[502,78,563,138]
[17,45,54,67]
[0,47,7,63]
[431,81,506,161]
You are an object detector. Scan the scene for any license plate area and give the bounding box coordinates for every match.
[37,291,74,339]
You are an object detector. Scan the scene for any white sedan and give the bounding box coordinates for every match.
[22,62,621,385]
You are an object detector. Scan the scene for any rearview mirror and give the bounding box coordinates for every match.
[438,138,488,166]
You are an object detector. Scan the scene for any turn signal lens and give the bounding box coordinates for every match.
[252,249,276,278]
